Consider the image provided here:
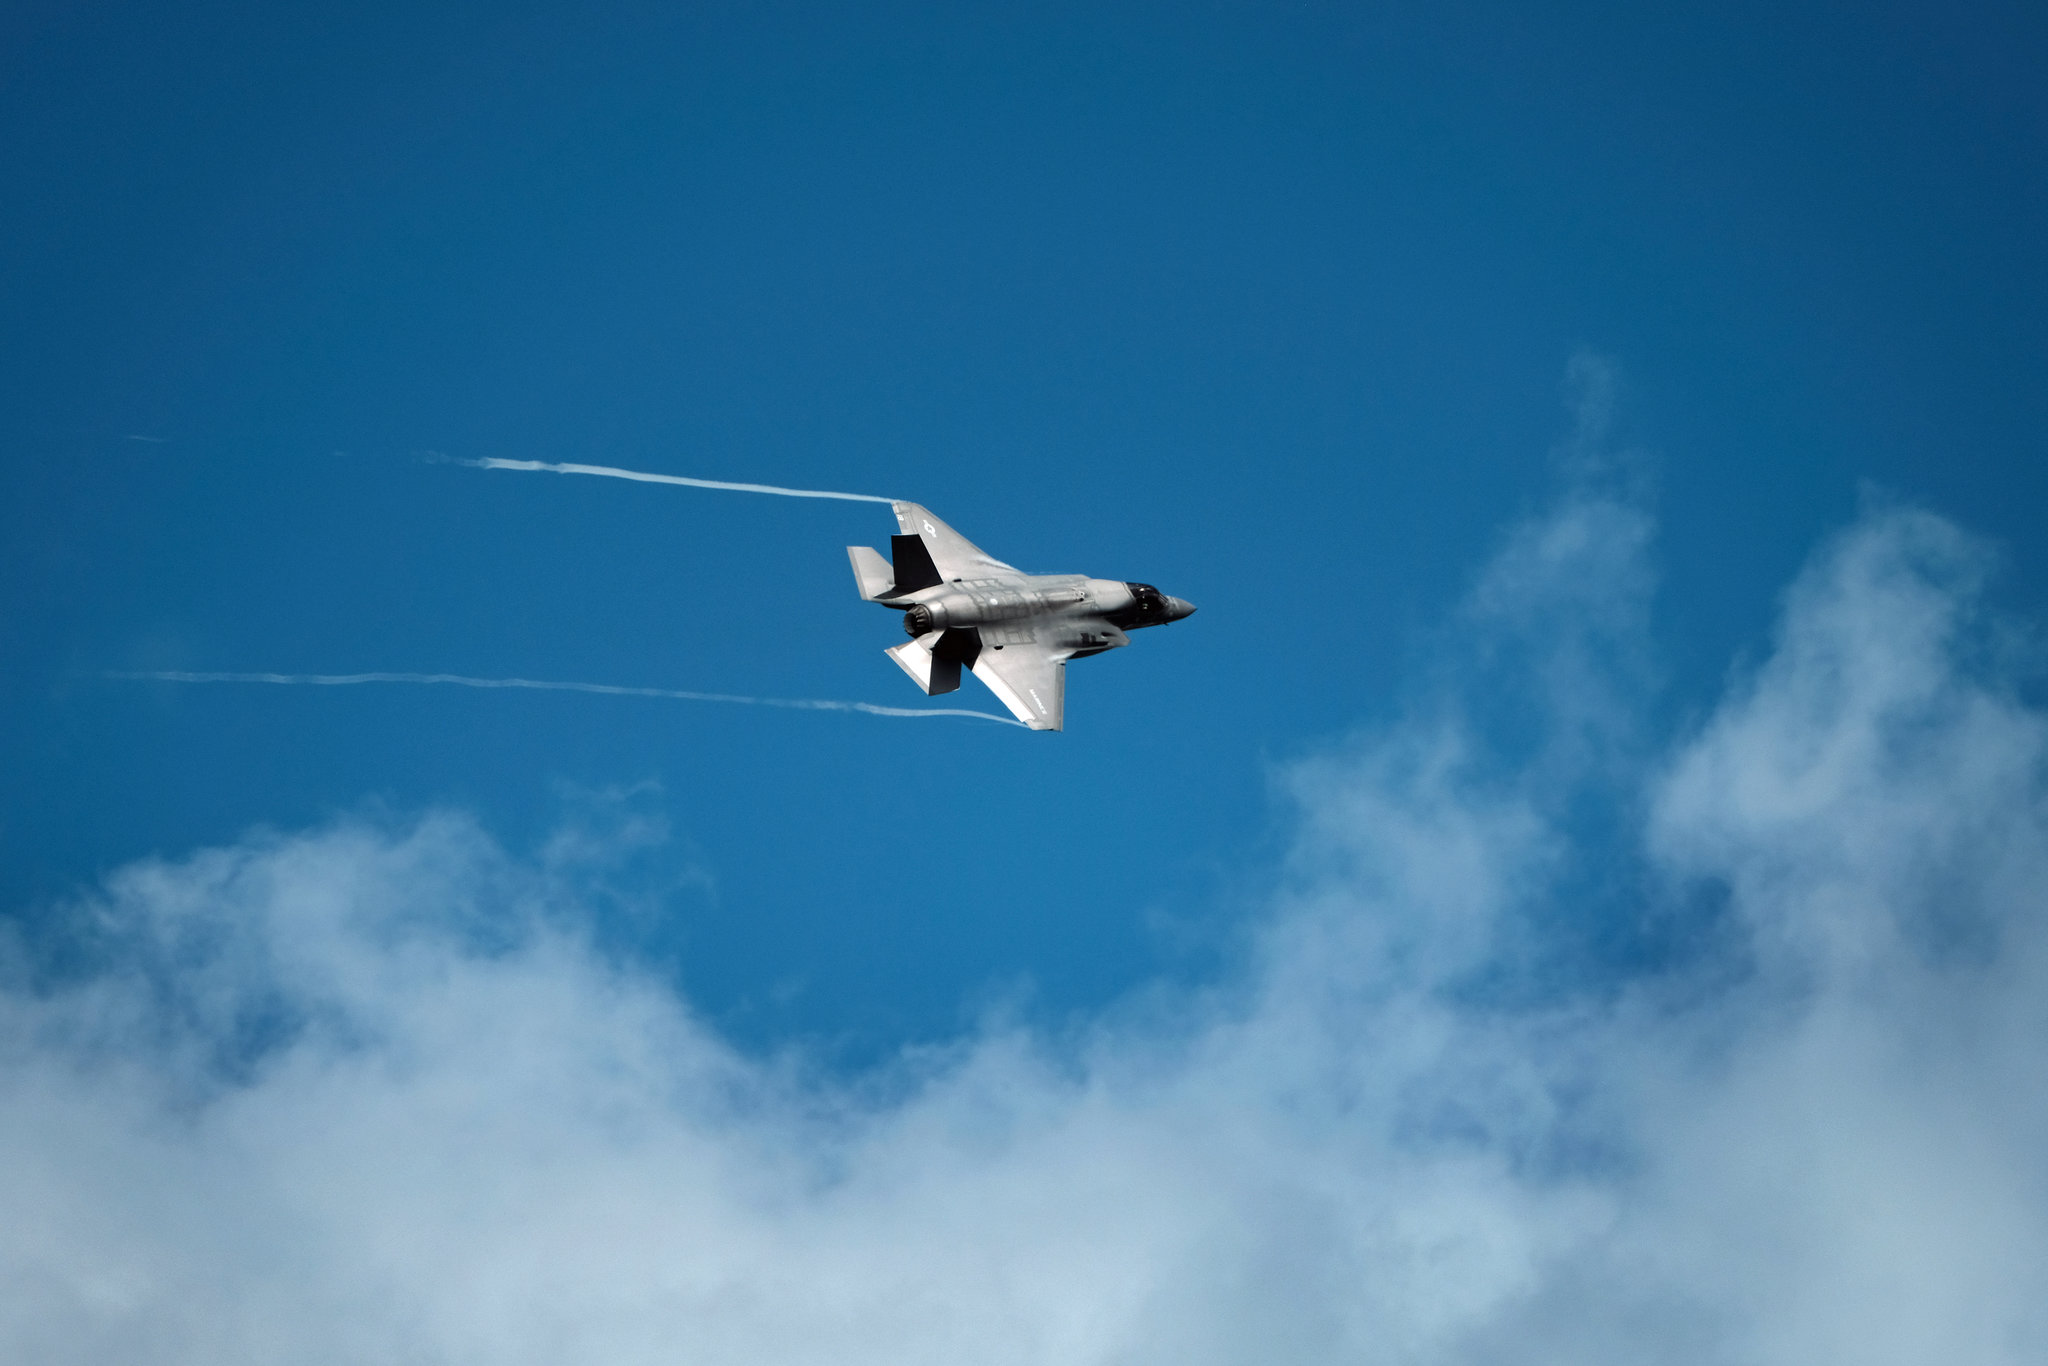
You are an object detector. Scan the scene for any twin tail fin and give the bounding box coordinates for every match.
[846,533,943,601]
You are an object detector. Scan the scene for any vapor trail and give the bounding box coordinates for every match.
[460,457,896,504]
[110,672,1025,726]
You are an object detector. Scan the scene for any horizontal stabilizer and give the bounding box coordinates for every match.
[886,636,936,693]
[847,545,895,601]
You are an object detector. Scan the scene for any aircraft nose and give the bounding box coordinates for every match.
[1165,596,1197,622]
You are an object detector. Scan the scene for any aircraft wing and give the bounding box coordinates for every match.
[892,501,1017,579]
[971,637,1066,731]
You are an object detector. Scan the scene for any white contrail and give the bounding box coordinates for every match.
[109,672,1025,726]
[460,457,896,504]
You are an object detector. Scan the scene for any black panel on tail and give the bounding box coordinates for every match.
[926,627,983,695]
[889,534,944,596]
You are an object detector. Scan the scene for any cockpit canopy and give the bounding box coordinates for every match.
[1109,582,1171,629]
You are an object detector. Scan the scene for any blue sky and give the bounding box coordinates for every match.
[4,3,2048,1360]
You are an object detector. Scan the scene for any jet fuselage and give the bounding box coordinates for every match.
[849,502,1194,730]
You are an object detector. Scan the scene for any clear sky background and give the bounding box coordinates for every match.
[4,4,2047,1361]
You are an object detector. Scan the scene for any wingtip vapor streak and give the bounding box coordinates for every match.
[849,502,1195,731]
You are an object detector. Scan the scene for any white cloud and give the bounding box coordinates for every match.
[5,490,2047,1363]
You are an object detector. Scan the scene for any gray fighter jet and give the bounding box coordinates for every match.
[849,502,1195,730]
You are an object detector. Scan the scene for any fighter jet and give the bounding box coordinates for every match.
[848,502,1195,730]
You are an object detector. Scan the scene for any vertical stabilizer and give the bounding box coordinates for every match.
[888,534,944,595]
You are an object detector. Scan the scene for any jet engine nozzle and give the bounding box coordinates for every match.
[903,596,974,635]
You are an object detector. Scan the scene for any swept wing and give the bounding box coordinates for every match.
[892,501,1017,579]
[970,633,1066,731]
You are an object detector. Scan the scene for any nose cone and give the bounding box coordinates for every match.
[1165,596,1198,622]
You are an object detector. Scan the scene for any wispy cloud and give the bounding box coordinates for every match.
[10,472,2048,1360]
